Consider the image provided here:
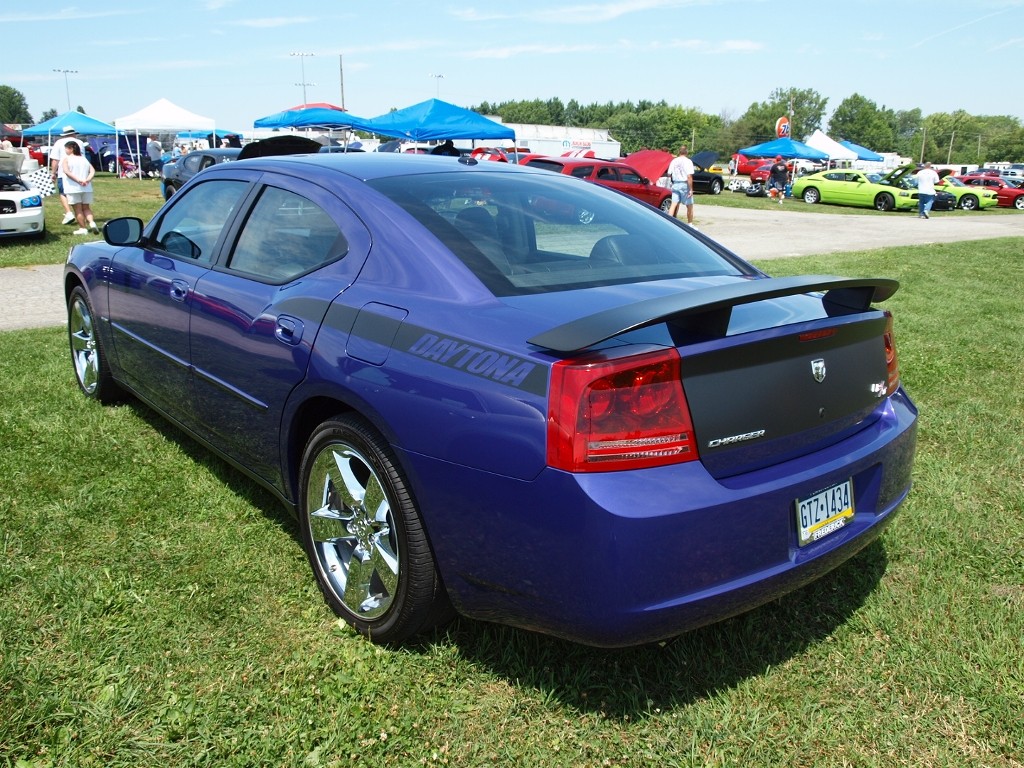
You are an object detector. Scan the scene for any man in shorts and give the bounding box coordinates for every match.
[768,156,789,204]
[667,144,695,226]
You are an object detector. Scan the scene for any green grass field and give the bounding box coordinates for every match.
[1,176,1022,766]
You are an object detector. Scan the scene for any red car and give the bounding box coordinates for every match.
[732,153,772,176]
[955,175,1024,209]
[524,156,671,211]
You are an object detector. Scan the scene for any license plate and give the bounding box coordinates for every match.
[796,480,854,546]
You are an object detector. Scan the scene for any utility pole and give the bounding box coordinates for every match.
[339,54,346,111]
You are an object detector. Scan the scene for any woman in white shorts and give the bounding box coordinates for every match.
[61,142,99,234]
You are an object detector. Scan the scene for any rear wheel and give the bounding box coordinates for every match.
[802,187,820,204]
[709,178,723,195]
[299,414,453,644]
[67,286,120,403]
[163,182,178,201]
[1014,196,1024,210]
[874,193,895,212]
[960,194,979,210]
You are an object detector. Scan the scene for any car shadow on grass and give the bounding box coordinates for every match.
[437,538,890,718]
[128,398,890,720]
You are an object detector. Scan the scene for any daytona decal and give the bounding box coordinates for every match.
[408,333,537,388]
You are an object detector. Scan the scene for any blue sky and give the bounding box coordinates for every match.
[4,0,1022,135]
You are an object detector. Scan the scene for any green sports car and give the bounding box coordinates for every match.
[791,165,922,211]
[935,175,999,210]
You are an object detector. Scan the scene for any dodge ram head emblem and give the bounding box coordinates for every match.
[811,359,826,383]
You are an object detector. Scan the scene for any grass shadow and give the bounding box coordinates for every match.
[439,539,889,717]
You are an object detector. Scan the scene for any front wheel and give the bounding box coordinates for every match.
[960,194,979,211]
[162,182,178,201]
[659,197,672,212]
[106,159,117,174]
[802,187,820,204]
[874,193,895,212]
[67,286,120,403]
[299,414,453,644]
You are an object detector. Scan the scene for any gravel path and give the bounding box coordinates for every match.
[3,207,1021,332]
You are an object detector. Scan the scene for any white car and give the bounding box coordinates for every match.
[0,173,45,240]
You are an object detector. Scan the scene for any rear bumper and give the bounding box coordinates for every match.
[407,390,918,647]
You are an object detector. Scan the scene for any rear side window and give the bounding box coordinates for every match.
[368,170,747,296]
[228,185,346,282]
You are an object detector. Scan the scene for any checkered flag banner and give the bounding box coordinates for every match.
[24,167,57,197]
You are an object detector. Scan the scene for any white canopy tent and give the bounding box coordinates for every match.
[114,98,215,132]
[114,99,216,179]
[804,129,858,165]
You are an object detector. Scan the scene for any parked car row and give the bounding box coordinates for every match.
[789,165,1000,212]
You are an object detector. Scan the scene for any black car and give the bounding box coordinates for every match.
[691,150,724,195]
[160,148,241,200]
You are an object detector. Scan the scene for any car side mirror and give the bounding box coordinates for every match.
[103,217,144,246]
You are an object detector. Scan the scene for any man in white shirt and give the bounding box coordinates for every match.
[49,126,86,225]
[915,162,941,219]
[667,144,696,226]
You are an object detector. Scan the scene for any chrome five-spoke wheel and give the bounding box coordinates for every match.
[299,415,452,643]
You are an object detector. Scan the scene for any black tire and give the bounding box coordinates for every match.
[803,187,821,204]
[163,182,178,201]
[874,193,895,212]
[960,194,979,211]
[709,178,723,195]
[1014,196,1024,210]
[67,285,121,403]
[299,414,453,644]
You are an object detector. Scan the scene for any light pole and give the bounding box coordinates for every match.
[53,68,77,112]
[290,52,314,106]
[429,73,444,98]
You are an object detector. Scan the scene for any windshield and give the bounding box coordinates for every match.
[367,170,749,296]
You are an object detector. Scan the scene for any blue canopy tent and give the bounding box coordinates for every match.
[738,137,828,161]
[839,140,885,162]
[253,106,376,132]
[21,110,117,138]
[361,99,514,142]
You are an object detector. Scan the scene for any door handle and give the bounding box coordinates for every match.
[170,279,189,303]
[275,315,304,346]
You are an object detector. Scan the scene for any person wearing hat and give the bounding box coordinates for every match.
[50,126,86,225]
[768,156,789,204]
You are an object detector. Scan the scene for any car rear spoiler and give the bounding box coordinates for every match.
[527,275,900,353]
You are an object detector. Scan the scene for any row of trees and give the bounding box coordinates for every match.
[475,88,1024,164]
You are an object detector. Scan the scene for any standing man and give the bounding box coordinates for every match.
[667,144,695,226]
[146,135,164,175]
[49,126,85,226]
[768,156,789,204]
[915,162,940,219]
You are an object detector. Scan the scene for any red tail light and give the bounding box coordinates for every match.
[883,311,900,396]
[547,348,697,472]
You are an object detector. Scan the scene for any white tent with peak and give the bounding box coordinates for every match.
[113,98,216,179]
[114,98,215,132]
[804,129,857,163]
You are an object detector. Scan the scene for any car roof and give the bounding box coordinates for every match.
[222,151,543,181]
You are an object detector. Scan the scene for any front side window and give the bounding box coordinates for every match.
[152,179,249,263]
